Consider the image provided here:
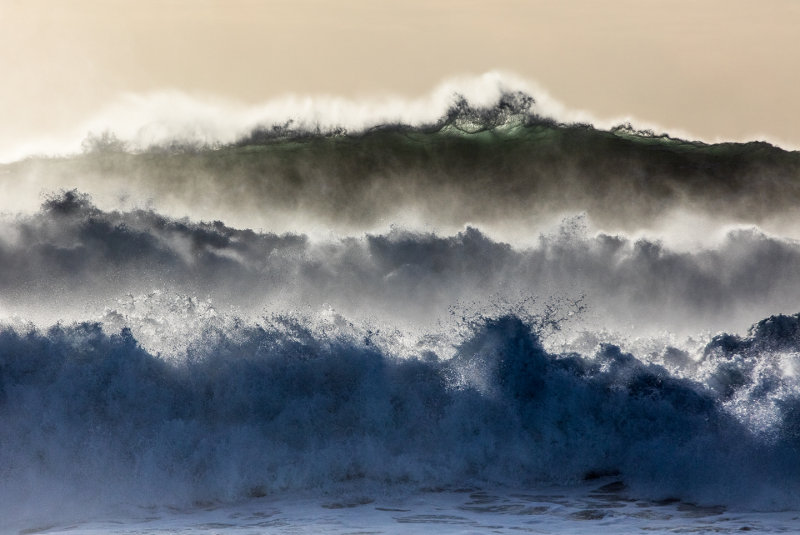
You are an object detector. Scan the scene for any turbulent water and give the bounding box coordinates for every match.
[2,81,800,533]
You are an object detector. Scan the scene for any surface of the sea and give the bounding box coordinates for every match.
[2,81,800,533]
[13,482,800,535]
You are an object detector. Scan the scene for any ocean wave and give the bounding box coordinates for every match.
[3,74,800,526]
[3,84,798,240]
[1,312,798,517]
[2,192,800,334]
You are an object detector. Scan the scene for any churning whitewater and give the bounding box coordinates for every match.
[2,77,800,532]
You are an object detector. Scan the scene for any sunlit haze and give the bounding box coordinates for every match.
[2,0,800,156]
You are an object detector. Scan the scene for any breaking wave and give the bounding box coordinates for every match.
[2,192,800,333]
[3,85,798,240]
[2,311,799,519]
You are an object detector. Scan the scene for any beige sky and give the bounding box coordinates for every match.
[2,0,799,153]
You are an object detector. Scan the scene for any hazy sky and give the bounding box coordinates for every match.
[2,0,800,152]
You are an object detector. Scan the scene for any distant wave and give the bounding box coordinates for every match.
[3,89,797,242]
[10,71,792,166]
[2,192,800,333]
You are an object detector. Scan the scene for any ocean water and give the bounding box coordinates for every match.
[2,80,800,534]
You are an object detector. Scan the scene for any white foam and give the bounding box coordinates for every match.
[0,72,693,164]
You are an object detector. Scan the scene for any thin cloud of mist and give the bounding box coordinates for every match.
[2,191,800,335]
